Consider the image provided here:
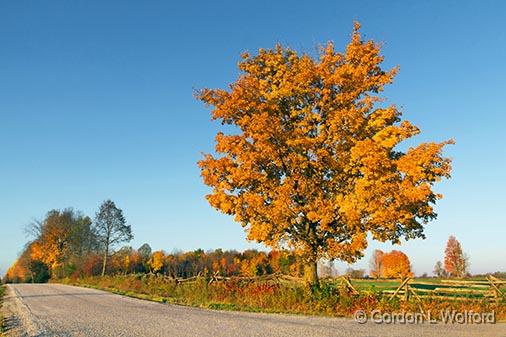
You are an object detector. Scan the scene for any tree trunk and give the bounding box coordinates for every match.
[101,245,109,277]
[306,223,319,286]
[308,259,319,285]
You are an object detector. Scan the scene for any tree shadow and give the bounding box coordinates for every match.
[2,314,20,334]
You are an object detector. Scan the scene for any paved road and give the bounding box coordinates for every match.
[2,284,505,337]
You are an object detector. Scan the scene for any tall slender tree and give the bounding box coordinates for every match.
[94,200,133,276]
[369,249,384,279]
[444,235,468,278]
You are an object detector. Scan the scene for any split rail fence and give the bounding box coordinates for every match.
[382,275,506,303]
[139,273,506,303]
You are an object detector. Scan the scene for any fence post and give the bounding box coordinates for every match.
[404,277,411,301]
[340,276,359,295]
[488,275,505,304]
[389,277,410,301]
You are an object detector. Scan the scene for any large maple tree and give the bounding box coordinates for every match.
[198,23,453,284]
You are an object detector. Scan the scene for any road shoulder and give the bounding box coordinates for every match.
[1,285,47,337]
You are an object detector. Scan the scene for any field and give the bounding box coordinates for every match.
[346,277,506,303]
[59,274,506,321]
[352,277,486,290]
[352,279,406,292]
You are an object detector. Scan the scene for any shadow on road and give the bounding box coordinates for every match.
[2,311,21,334]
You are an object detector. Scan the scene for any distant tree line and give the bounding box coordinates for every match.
[4,200,132,283]
[5,242,309,283]
[4,201,312,283]
[3,203,494,284]
[101,247,307,279]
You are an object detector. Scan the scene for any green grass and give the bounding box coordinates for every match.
[351,279,401,291]
[350,278,490,289]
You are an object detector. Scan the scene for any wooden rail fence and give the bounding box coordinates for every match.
[142,271,305,285]
[383,275,506,303]
[130,273,506,302]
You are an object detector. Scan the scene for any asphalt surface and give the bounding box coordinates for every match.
[3,283,505,337]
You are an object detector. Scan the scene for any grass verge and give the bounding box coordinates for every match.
[59,276,337,316]
[57,275,506,321]
[0,285,6,335]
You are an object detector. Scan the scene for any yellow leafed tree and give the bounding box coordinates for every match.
[148,251,165,274]
[197,23,453,284]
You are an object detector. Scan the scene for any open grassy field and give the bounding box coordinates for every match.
[350,278,405,291]
[348,277,506,301]
[332,277,474,290]
[350,277,488,289]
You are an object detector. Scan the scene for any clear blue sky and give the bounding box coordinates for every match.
[1,1,505,276]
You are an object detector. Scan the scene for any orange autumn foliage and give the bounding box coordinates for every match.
[5,242,42,282]
[148,251,166,274]
[6,259,29,283]
[197,22,453,283]
[444,235,468,278]
[381,250,413,278]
